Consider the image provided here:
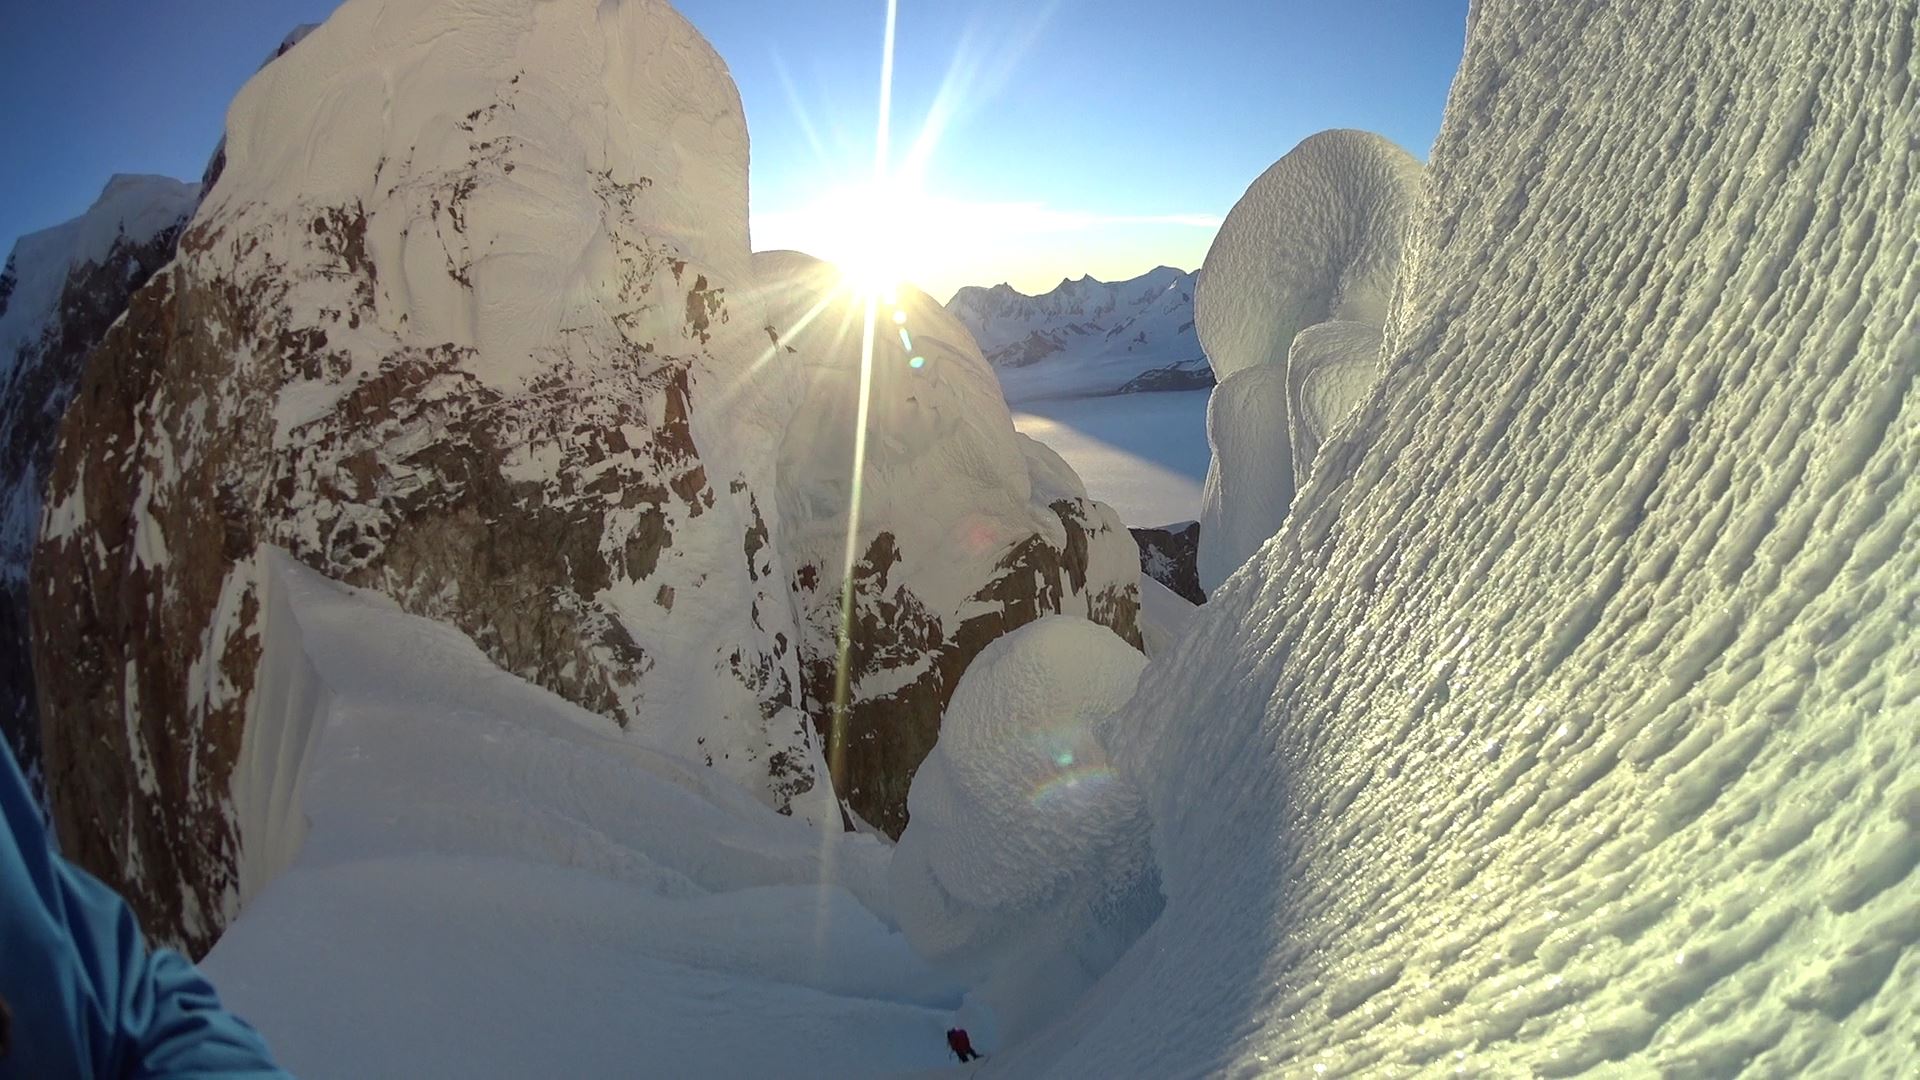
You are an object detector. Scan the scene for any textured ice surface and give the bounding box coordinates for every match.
[204,553,964,1078]
[1003,1,1919,1075]
[891,616,1160,1044]
[1197,362,1293,592]
[1192,130,1422,383]
[1192,131,1422,589]
[1286,319,1384,493]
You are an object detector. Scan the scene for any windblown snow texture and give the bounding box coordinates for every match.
[1006,1,1918,1075]
[0,175,199,797]
[947,267,1207,403]
[201,552,964,1078]
[760,251,1144,835]
[1194,130,1423,591]
[32,0,832,954]
[891,616,1161,1043]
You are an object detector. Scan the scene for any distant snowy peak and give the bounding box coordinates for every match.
[945,266,1206,401]
[0,173,199,797]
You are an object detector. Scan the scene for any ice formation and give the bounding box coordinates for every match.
[759,250,1144,833]
[1197,362,1293,592]
[1005,1,1919,1074]
[0,175,199,790]
[890,616,1161,1043]
[1193,130,1424,591]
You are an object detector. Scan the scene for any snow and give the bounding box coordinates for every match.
[947,267,1205,403]
[890,616,1160,1045]
[994,1,1920,1074]
[1191,130,1423,591]
[1197,362,1292,593]
[203,552,965,1078]
[1192,130,1422,383]
[1136,575,1197,658]
[189,0,835,819]
[1010,389,1211,528]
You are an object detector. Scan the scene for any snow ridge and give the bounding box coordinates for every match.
[946,266,1207,403]
[1011,1,1919,1074]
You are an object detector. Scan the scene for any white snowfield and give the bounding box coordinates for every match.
[205,552,965,1078]
[1194,130,1424,591]
[891,617,1161,1043]
[996,0,1919,1075]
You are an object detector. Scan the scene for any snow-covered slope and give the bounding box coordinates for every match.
[32,0,830,954]
[947,267,1208,403]
[1002,1,1919,1074]
[1195,130,1424,591]
[0,174,199,794]
[757,250,1143,834]
[201,551,965,1078]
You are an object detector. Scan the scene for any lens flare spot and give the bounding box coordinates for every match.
[898,328,913,350]
[1031,765,1118,808]
[909,355,926,370]
[892,308,907,325]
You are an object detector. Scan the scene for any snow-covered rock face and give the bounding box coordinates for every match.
[1197,362,1293,591]
[1192,130,1424,591]
[758,251,1145,834]
[946,267,1208,403]
[1014,2,1919,1075]
[30,0,832,954]
[0,175,199,798]
[891,616,1161,1041]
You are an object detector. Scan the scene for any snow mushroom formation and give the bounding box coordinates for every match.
[758,251,1143,834]
[0,176,199,795]
[890,616,1160,1042]
[1194,130,1424,591]
[1005,0,1918,1074]
[31,0,832,953]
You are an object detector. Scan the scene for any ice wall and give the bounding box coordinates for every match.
[1193,130,1423,591]
[1010,1,1919,1074]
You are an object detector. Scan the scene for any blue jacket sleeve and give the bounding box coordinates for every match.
[0,742,288,1079]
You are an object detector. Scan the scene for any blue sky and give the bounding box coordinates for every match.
[0,0,1468,301]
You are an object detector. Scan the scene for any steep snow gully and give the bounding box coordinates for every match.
[14,0,1918,1076]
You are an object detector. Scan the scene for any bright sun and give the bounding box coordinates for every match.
[804,180,927,304]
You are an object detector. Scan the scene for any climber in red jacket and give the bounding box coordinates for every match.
[946,1027,981,1063]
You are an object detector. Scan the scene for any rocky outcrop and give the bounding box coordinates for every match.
[30,0,834,954]
[1115,358,1215,395]
[0,176,199,799]
[1129,520,1203,604]
[760,251,1144,835]
[28,0,1144,952]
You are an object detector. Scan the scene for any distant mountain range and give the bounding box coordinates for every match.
[946,266,1213,402]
